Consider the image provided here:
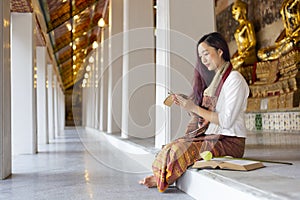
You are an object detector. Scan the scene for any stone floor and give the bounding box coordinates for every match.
[0,128,193,200]
[2,127,300,200]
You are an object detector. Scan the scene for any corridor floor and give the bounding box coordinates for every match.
[0,128,194,200]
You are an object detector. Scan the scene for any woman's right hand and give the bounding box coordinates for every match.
[172,94,180,105]
[174,94,197,113]
[172,94,188,105]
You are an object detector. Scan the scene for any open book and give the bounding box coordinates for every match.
[192,157,265,171]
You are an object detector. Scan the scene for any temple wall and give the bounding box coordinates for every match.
[215,0,300,134]
[215,0,284,56]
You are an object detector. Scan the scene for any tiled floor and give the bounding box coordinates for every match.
[2,127,299,200]
[0,128,193,200]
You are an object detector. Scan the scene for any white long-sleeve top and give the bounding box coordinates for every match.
[205,71,249,138]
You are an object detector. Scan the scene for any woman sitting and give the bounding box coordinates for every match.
[139,32,250,192]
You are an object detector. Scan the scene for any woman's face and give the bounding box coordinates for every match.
[198,42,224,71]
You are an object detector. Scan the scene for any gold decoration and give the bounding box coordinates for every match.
[257,0,300,61]
[230,0,257,69]
[248,49,300,111]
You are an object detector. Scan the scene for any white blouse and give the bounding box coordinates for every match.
[205,71,249,138]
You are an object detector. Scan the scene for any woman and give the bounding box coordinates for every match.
[139,32,249,192]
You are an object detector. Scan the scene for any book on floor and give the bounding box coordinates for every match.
[192,157,265,171]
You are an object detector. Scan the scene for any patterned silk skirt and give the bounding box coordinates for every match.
[152,134,245,192]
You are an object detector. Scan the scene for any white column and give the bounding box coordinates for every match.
[82,87,87,127]
[99,29,108,131]
[155,0,216,148]
[56,86,61,131]
[96,46,101,130]
[53,75,59,137]
[47,64,55,140]
[89,52,96,128]
[56,83,63,133]
[11,13,37,155]
[85,74,92,127]
[0,0,11,179]
[107,0,123,134]
[94,48,100,129]
[121,0,155,138]
[36,46,48,144]
[56,77,61,135]
[62,90,65,129]
[60,89,65,131]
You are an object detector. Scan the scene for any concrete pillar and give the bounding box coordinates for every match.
[0,0,11,179]
[53,75,59,137]
[85,71,93,127]
[56,86,61,131]
[155,0,216,148]
[59,87,65,131]
[11,13,37,155]
[36,46,49,144]
[94,48,100,129]
[57,82,64,132]
[107,0,123,134]
[89,52,96,128]
[82,86,87,127]
[62,90,65,130]
[84,87,88,128]
[121,0,155,138]
[47,64,55,140]
[99,29,108,131]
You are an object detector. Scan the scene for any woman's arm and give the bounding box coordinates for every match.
[174,72,249,127]
[173,95,220,125]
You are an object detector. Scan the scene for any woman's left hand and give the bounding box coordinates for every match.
[175,94,197,112]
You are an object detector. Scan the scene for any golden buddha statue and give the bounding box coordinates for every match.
[257,0,300,61]
[230,0,257,69]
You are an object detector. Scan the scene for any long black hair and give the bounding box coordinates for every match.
[192,32,230,106]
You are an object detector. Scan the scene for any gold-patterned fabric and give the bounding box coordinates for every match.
[152,134,245,192]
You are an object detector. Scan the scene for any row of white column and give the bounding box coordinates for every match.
[81,0,216,148]
[0,0,216,178]
[0,0,65,179]
[11,12,65,155]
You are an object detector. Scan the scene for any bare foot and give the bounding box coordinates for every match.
[139,175,157,188]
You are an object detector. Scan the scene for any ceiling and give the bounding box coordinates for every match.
[11,0,109,90]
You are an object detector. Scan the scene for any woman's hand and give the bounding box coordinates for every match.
[173,94,219,124]
[174,94,197,113]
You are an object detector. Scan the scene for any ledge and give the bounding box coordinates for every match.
[177,145,300,200]
[246,107,300,113]
[246,130,300,146]
[86,127,300,200]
